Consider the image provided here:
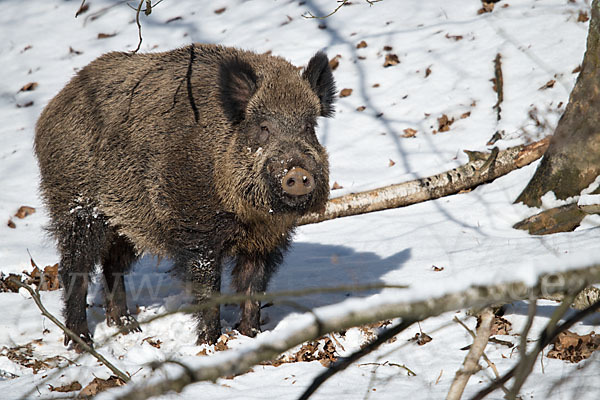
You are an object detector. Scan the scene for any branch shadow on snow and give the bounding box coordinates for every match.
[86,243,410,336]
[505,301,600,327]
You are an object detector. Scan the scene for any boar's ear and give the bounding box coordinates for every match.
[302,52,336,118]
[219,57,258,123]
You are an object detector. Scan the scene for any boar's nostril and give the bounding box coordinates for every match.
[281,167,315,196]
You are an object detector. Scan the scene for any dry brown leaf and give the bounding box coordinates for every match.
[19,82,38,92]
[331,181,343,190]
[572,65,582,74]
[97,33,116,39]
[79,376,125,397]
[383,54,400,67]
[214,7,227,14]
[0,273,23,292]
[49,381,82,393]
[460,111,471,119]
[25,264,61,291]
[196,348,208,356]
[383,45,393,51]
[477,2,495,14]
[539,79,556,90]
[402,128,417,138]
[339,88,353,98]
[488,315,512,336]
[7,219,16,229]
[437,114,455,132]
[388,159,395,167]
[356,106,366,112]
[578,11,589,23]
[432,265,444,272]
[547,330,600,363]
[445,33,463,41]
[142,337,162,348]
[410,332,433,346]
[265,336,338,367]
[214,334,229,351]
[329,54,342,70]
[425,66,432,78]
[15,206,35,219]
[356,40,367,49]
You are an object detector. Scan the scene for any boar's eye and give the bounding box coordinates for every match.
[258,123,270,143]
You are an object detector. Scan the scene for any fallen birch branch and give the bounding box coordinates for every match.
[446,308,494,400]
[117,262,600,400]
[299,137,550,225]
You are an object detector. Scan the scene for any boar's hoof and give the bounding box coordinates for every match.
[237,323,261,338]
[282,167,315,196]
[107,313,142,334]
[65,332,94,353]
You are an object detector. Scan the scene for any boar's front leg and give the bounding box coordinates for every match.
[177,250,223,345]
[232,248,284,337]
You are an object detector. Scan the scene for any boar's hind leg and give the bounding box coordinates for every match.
[177,251,223,345]
[101,233,141,333]
[55,205,107,351]
[232,248,285,337]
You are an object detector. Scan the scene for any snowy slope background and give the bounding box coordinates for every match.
[1,0,600,398]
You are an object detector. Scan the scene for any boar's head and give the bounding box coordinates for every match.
[218,52,336,219]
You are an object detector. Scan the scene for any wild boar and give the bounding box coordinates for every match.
[34,44,335,349]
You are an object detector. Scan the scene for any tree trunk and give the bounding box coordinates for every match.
[516,0,600,207]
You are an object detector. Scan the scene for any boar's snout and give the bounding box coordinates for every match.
[281,167,315,196]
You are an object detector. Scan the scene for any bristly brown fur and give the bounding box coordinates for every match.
[34,44,336,347]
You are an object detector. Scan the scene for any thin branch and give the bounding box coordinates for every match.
[446,308,494,400]
[132,0,144,53]
[303,0,351,19]
[7,277,130,383]
[492,53,503,121]
[75,0,87,17]
[299,137,550,225]
[302,0,382,19]
[297,318,417,400]
[454,316,505,393]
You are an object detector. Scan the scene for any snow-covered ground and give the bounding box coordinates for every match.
[1,0,600,398]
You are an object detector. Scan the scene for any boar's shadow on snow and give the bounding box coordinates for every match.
[85,243,410,336]
[34,44,336,350]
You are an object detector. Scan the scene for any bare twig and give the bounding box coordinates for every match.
[7,277,130,383]
[75,0,87,17]
[299,137,550,225]
[132,0,144,53]
[446,308,494,400]
[492,53,503,121]
[302,0,382,19]
[454,316,505,392]
[298,319,417,400]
